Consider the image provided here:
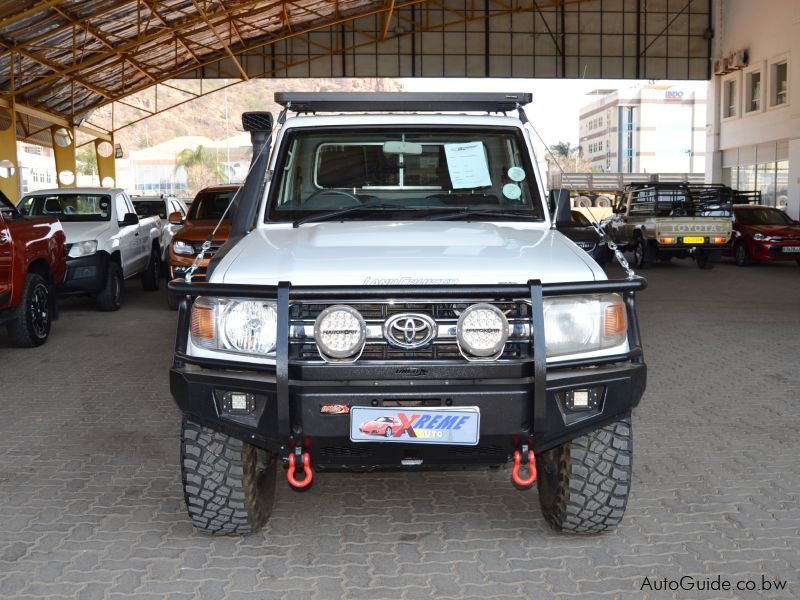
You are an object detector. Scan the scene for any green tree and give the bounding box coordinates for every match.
[175,145,225,196]
[76,145,97,177]
[549,141,575,158]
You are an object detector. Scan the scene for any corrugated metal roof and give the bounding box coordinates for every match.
[0,0,396,121]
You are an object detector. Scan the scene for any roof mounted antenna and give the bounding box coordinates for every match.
[524,117,635,280]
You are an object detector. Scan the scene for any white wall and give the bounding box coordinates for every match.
[709,0,800,217]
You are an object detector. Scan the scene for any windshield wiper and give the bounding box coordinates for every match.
[424,209,536,221]
[292,204,411,227]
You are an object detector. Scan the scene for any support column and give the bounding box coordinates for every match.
[94,136,116,188]
[50,125,77,188]
[0,105,21,202]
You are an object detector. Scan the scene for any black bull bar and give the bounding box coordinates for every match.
[169,277,647,457]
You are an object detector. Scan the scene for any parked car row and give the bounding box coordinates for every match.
[1,187,170,347]
[557,182,800,269]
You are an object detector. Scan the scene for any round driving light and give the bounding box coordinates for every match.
[457,303,509,358]
[314,305,366,359]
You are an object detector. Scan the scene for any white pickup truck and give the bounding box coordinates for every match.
[18,187,162,310]
[169,93,647,536]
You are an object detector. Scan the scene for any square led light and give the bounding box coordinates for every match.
[572,390,589,408]
[230,392,248,411]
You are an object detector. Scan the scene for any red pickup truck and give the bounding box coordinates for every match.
[0,191,67,346]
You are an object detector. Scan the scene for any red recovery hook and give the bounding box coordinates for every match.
[287,450,313,490]
[511,447,537,489]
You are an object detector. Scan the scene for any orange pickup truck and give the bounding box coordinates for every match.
[0,191,67,346]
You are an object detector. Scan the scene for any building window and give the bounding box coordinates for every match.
[770,60,788,106]
[745,71,761,112]
[723,79,737,118]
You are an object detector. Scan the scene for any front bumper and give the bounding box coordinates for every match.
[168,277,647,467]
[58,251,110,294]
[170,359,646,466]
[753,241,800,261]
[169,253,209,281]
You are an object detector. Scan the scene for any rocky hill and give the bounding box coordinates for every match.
[92,78,405,153]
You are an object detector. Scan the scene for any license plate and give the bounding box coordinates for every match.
[782,246,800,253]
[683,236,705,244]
[350,406,480,445]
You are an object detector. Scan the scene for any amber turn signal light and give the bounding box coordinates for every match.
[712,236,727,244]
[191,302,216,341]
[659,236,676,244]
[603,302,627,339]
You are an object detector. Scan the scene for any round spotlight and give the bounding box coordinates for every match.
[314,305,367,360]
[456,303,509,359]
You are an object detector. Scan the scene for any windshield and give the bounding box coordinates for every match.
[133,200,166,218]
[736,207,793,226]
[187,189,237,221]
[18,193,111,222]
[267,127,544,222]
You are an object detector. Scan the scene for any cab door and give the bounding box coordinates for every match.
[115,193,140,276]
[0,212,12,303]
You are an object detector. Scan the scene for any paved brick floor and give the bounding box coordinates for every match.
[0,259,798,599]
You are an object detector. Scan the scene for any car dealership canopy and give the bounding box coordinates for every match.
[0,0,711,199]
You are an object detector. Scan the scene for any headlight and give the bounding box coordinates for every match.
[191,297,277,356]
[173,239,194,255]
[543,293,627,358]
[753,233,765,241]
[68,240,97,258]
[456,303,509,360]
[314,305,366,360]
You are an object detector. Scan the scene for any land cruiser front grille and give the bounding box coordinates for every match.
[288,301,532,363]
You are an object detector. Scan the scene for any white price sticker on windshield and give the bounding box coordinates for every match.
[444,142,492,189]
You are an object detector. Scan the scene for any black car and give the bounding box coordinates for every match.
[559,210,610,264]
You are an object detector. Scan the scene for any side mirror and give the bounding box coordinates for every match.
[549,188,571,228]
[119,212,139,227]
[168,211,184,225]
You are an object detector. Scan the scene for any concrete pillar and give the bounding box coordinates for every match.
[0,105,21,202]
[786,139,800,220]
[50,125,77,188]
[94,136,116,188]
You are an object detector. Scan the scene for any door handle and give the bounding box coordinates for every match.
[0,231,9,244]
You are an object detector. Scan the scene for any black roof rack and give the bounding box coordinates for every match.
[273,92,532,114]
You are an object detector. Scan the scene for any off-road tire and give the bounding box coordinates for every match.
[6,273,51,347]
[734,242,751,267]
[696,249,715,269]
[181,418,277,535]
[167,292,181,311]
[536,416,633,534]
[141,248,161,291]
[632,235,654,269]
[97,262,123,311]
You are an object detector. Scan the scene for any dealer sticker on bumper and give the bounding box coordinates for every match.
[350,406,480,445]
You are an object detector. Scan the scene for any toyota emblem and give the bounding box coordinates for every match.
[383,314,437,349]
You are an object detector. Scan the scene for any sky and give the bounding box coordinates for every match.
[400,78,709,148]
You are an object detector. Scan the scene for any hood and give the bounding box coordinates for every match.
[60,221,113,243]
[214,221,603,286]
[174,219,231,242]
